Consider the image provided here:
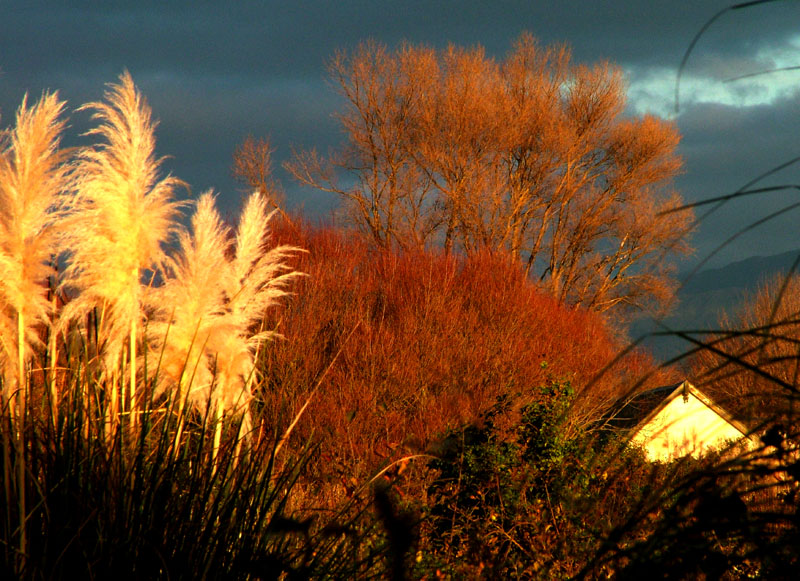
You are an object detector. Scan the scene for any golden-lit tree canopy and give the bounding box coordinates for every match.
[287,33,694,317]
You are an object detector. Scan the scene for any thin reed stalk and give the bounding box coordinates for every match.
[48,286,58,427]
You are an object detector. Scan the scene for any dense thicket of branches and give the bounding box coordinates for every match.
[692,272,800,425]
[285,34,694,317]
[259,220,669,486]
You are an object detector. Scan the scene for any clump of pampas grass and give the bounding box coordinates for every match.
[61,72,184,422]
[148,191,303,456]
[0,75,322,578]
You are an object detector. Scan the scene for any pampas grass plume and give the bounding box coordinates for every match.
[148,191,232,409]
[61,72,184,411]
[0,92,69,395]
[149,191,303,450]
[0,90,68,566]
[216,193,304,440]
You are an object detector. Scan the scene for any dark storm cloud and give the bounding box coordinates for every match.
[7,1,797,89]
[2,0,800,263]
[673,91,800,264]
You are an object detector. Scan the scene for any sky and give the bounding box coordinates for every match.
[2,0,800,268]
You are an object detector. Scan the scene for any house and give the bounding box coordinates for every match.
[611,380,757,462]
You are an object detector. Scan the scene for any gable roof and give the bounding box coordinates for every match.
[604,380,761,462]
[609,380,752,440]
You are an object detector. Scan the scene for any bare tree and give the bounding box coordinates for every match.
[286,33,694,317]
[232,135,289,221]
[287,41,440,249]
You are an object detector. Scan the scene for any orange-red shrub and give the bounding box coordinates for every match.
[259,218,673,483]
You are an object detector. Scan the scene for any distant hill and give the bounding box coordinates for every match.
[680,249,800,294]
[630,249,800,362]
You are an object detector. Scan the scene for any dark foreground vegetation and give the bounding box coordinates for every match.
[3,217,800,579]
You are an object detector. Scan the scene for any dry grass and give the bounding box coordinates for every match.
[691,272,800,425]
[0,90,70,571]
[0,76,314,578]
[147,191,303,450]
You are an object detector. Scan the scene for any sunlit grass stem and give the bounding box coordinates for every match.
[48,280,60,427]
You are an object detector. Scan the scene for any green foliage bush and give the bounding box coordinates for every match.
[415,378,654,579]
[411,376,800,579]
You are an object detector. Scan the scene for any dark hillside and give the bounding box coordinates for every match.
[631,249,800,361]
[682,249,800,294]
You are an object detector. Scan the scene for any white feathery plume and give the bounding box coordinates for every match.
[211,192,303,457]
[0,93,68,561]
[220,193,304,408]
[61,72,184,417]
[148,191,303,455]
[229,193,302,334]
[147,191,232,413]
[0,92,69,415]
